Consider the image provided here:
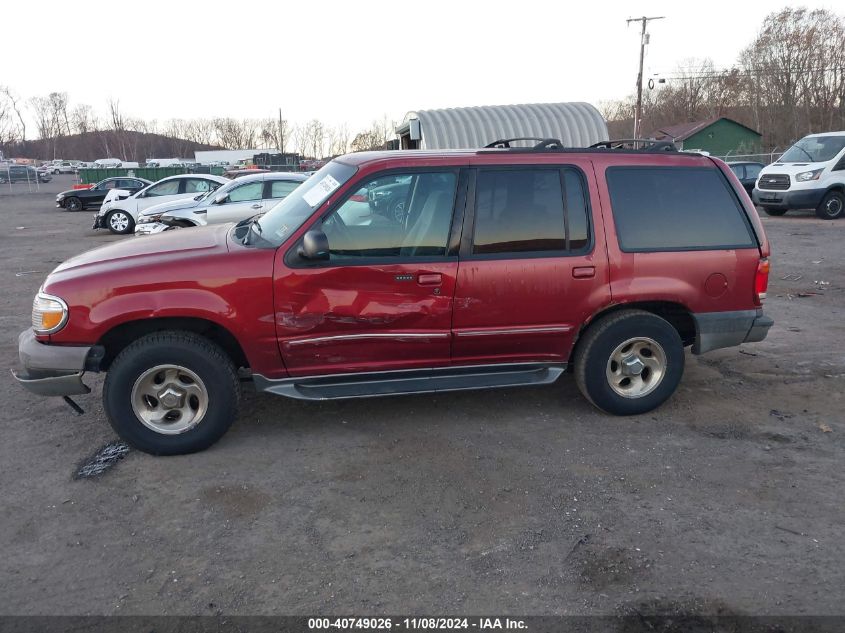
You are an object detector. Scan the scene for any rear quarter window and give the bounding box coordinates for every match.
[606,166,756,252]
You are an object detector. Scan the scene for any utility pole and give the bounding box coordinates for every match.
[278,108,285,156]
[627,15,664,140]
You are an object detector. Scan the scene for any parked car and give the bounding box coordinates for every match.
[36,167,53,183]
[135,172,308,234]
[223,168,270,179]
[0,165,52,184]
[56,177,152,212]
[52,161,81,174]
[753,131,845,219]
[94,174,229,234]
[727,161,764,196]
[12,140,773,455]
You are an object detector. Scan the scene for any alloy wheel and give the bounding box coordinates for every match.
[130,364,209,435]
[605,336,667,399]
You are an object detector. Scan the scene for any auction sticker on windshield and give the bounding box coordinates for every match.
[302,174,341,207]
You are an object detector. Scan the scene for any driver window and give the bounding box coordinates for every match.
[147,180,180,196]
[227,181,264,203]
[101,180,118,189]
[321,172,457,260]
[745,164,762,179]
[185,178,214,193]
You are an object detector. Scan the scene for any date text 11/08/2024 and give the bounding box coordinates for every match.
[307,618,528,630]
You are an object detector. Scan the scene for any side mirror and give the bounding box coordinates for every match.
[214,192,228,204]
[298,230,330,261]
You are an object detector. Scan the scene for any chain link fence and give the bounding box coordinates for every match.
[0,163,47,196]
[713,150,784,165]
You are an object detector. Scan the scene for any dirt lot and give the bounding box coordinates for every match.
[1,175,844,617]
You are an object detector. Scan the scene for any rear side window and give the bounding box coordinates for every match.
[269,180,301,199]
[472,168,590,255]
[606,167,755,252]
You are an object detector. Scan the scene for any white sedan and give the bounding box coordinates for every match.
[94,174,229,234]
[135,172,308,234]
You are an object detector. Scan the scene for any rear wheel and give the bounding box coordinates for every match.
[762,207,787,216]
[816,190,845,220]
[103,331,240,455]
[65,196,83,212]
[574,309,684,415]
[106,209,134,234]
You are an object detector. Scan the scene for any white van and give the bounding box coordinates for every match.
[94,158,123,168]
[753,131,845,219]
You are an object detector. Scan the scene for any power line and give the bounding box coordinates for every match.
[651,64,845,81]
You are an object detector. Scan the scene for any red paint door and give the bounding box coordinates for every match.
[451,164,610,365]
[274,169,462,377]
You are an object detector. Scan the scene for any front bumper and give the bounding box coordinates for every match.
[752,187,825,211]
[92,213,105,229]
[135,221,172,235]
[11,329,93,397]
[692,309,774,354]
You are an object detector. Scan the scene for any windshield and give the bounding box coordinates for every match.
[780,135,845,163]
[254,161,358,246]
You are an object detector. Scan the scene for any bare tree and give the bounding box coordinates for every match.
[1,86,26,145]
[350,116,397,152]
[71,104,96,135]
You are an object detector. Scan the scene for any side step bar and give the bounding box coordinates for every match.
[252,363,566,401]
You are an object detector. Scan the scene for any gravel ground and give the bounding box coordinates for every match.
[1,175,844,617]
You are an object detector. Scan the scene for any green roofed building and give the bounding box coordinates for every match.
[650,117,762,155]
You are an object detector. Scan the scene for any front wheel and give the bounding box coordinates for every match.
[574,309,684,416]
[103,331,240,455]
[65,196,83,212]
[105,209,134,234]
[816,190,845,220]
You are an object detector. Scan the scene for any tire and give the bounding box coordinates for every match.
[65,196,83,212]
[574,309,684,416]
[390,199,406,223]
[815,190,845,220]
[762,207,787,216]
[103,331,240,455]
[105,209,134,234]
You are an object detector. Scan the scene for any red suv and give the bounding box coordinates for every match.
[13,139,773,455]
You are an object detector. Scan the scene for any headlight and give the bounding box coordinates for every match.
[56,193,65,200]
[31,292,68,334]
[795,169,823,182]
[138,214,162,224]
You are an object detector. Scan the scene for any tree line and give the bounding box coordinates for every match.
[602,7,845,152]
[0,90,397,162]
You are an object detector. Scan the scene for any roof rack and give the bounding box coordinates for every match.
[589,139,678,152]
[480,137,680,154]
[484,137,564,149]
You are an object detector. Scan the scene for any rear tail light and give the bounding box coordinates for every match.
[754,258,770,305]
[349,194,368,203]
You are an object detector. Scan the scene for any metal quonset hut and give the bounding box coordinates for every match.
[396,102,608,150]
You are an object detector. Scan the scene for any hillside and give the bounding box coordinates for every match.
[3,130,222,162]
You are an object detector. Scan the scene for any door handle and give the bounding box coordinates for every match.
[417,273,442,286]
[572,266,595,279]
[251,203,262,209]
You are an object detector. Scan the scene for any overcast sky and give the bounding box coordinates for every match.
[2,0,839,133]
